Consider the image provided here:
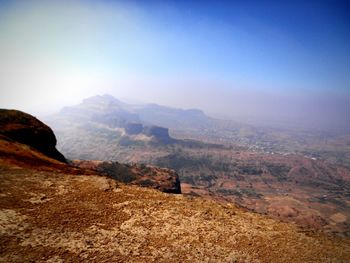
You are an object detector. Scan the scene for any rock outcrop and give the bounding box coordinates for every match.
[124,122,143,135]
[142,125,173,143]
[124,122,175,143]
[72,160,181,194]
[0,109,66,163]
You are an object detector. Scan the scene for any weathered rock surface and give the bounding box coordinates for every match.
[1,156,350,262]
[72,160,181,194]
[0,109,66,163]
[124,122,175,143]
[143,125,173,143]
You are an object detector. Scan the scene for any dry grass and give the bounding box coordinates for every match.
[0,163,349,262]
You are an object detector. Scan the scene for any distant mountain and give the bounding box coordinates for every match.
[53,94,140,128]
[44,94,219,160]
[46,95,350,170]
[133,103,212,129]
[49,94,212,130]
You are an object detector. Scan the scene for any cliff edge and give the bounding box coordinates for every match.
[0,109,66,163]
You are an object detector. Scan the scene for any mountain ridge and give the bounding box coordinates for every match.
[52,94,211,130]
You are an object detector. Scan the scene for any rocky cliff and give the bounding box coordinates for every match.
[0,109,66,163]
[72,160,181,194]
[124,122,175,143]
[124,122,144,135]
[142,125,171,141]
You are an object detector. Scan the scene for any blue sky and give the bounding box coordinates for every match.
[0,0,349,130]
[121,0,350,91]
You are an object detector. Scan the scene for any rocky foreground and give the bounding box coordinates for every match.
[1,161,350,262]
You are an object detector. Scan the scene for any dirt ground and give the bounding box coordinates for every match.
[1,162,350,262]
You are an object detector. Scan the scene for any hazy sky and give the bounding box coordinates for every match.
[1,0,350,131]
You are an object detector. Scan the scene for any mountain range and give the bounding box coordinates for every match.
[50,94,211,130]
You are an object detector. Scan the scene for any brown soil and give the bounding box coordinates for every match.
[1,160,350,262]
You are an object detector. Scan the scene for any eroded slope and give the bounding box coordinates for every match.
[0,160,349,262]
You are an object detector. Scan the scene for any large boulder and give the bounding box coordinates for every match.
[0,109,66,163]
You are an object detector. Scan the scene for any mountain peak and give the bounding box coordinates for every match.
[82,94,122,105]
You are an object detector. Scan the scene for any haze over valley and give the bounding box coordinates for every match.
[43,94,350,235]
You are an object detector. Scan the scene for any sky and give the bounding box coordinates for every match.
[0,0,350,131]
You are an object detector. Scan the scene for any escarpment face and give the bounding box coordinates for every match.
[72,160,182,194]
[0,109,66,163]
